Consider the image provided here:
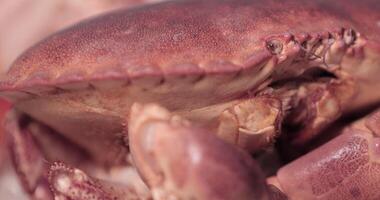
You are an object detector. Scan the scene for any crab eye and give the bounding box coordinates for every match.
[343,28,357,45]
[266,39,283,55]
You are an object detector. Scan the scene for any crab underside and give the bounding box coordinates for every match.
[0,0,380,199]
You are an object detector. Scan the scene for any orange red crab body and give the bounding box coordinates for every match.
[0,0,379,199]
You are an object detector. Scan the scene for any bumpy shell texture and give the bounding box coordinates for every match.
[0,0,379,166]
[0,0,379,91]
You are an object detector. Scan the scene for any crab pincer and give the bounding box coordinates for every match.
[271,110,380,200]
[128,103,278,200]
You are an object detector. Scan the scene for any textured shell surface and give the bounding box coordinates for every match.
[0,0,379,165]
[0,0,379,91]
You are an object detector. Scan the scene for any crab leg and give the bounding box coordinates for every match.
[5,111,53,199]
[48,161,151,200]
[216,69,356,152]
[272,109,380,200]
[217,96,283,153]
[128,103,287,200]
[288,72,357,146]
[5,110,151,200]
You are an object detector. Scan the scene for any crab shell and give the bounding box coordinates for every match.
[0,0,379,166]
[0,0,170,73]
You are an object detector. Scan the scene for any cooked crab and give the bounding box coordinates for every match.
[0,0,380,199]
[0,0,170,73]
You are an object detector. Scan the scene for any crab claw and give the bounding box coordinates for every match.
[48,161,112,200]
[48,161,151,200]
[275,109,380,200]
[5,109,151,200]
[128,103,272,200]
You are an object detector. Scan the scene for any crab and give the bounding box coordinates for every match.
[0,1,173,198]
[0,0,171,74]
[0,0,380,199]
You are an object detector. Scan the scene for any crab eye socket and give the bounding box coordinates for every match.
[266,39,283,55]
[343,28,357,45]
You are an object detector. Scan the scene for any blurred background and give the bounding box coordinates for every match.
[0,0,167,198]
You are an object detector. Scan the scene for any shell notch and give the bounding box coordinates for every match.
[265,28,359,57]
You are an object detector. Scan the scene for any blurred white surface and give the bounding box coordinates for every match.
[0,161,28,200]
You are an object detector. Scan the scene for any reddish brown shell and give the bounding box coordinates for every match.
[0,0,379,93]
[0,0,379,166]
[0,0,170,74]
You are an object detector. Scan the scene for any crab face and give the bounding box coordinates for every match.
[0,0,380,199]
